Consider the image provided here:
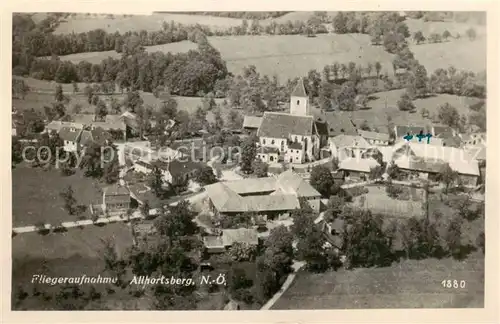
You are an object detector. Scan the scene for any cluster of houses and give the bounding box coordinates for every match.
[243,78,486,186]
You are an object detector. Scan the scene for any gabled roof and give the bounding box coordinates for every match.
[330,134,370,149]
[358,130,390,142]
[59,126,83,142]
[259,146,280,154]
[394,142,480,176]
[339,157,380,173]
[257,112,314,138]
[104,184,129,196]
[245,194,300,212]
[290,78,308,97]
[224,177,277,195]
[314,112,358,137]
[465,145,486,161]
[276,170,321,197]
[79,127,111,146]
[432,125,455,137]
[394,125,427,138]
[167,159,205,179]
[223,228,259,246]
[71,114,96,124]
[314,120,329,136]
[287,141,303,150]
[205,183,247,213]
[243,116,263,129]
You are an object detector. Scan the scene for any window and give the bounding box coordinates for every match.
[263,139,266,145]
[294,136,298,143]
[297,100,300,105]
[271,140,275,145]
[270,156,274,162]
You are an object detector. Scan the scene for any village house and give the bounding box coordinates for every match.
[338,157,380,181]
[204,170,322,218]
[242,115,263,134]
[357,130,391,146]
[257,146,280,163]
[203,228,259,254]
[133,158,205,184]
[314,112,358,137]
[101,184,130,214]
[59,124,84,152]
[392,142,480,186]
[329,134,371,159]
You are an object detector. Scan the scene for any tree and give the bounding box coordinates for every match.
[399,217,442,259]
[83,84,94,104]
[442,29,451,41]
[72,81,79,94]
[336,81,356,111]
[229,242,257,262]
[54,84,65,102]
[149,166,168,198]
[240,136,257,174]
[60,185,77,215]
[476,231,485,254]
[95,100,108,121]
[413,31,426,44]
[123,90,143,113]
[428,33,442,43]
[342,209,393,268]
[387,162,402,180]
[291,202,317,239]
[296,227,331,272]
[332,11,348,34]
[103,143,120,184]
[310,165,335,196]
[466,27,477,41]
[397,92,416,111]
[438,164,458,194]
[193,166,218,186]
[262,225,294,280]
[375,61,382,78]
[445,216,463,258]
[251,159,268,178]
[438,103,460,129]
[324,195,347,223]
[407,63,429,99]
[212,107,224,131]
[154,200,198,239]
[369,165,384,180]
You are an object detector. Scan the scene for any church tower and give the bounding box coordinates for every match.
[289,78,310,116]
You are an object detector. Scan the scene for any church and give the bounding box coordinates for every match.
[251,78,330,164]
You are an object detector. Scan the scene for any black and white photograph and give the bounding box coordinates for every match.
[7,6,493,315]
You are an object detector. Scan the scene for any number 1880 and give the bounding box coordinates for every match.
[441,280,466,288]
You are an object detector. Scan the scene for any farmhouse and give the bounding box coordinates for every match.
[59,125,84,152]
[358,130,390,146]
[133,158,204,183]
[203,228,259,254]
[102,183,130,213]
[204,170,321,217]
[392,142,480,186]
[338,157,380,180]
[329,134,371,159]
[242,115,263,134]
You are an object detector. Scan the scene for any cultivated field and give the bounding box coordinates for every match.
[272,253,484,309]
[12,166,103,227]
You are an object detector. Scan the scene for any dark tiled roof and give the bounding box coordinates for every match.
[260,146,280,154]
[314,112,358,137]
[432,125,454,137]
[104,184,129,196]
[258,112,314,138]
[79,127,111,146]
[168,159,205,179]
[358,130,390,141]
[287,141,303,150]
[314,120,329,136]
[291,78,308,97]
[58,126,83,142]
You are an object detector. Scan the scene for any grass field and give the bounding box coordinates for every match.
[272,252,484,309]
[12,166,103,227]
[13,77,229,123]
[11,222,137,310]
[53,13,245,34]
[405,18,487,39]
[325,89,482,130]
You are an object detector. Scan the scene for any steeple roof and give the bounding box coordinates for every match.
[291,78,308,97]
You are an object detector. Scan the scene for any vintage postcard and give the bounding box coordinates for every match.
[1,0,498,323]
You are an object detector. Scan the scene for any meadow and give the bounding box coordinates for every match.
[14,77,228,123]
[310,88,482,130]
[12,166,103,227]
[272,252,484,309]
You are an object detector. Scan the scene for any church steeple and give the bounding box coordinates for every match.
[290,78,310,116]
